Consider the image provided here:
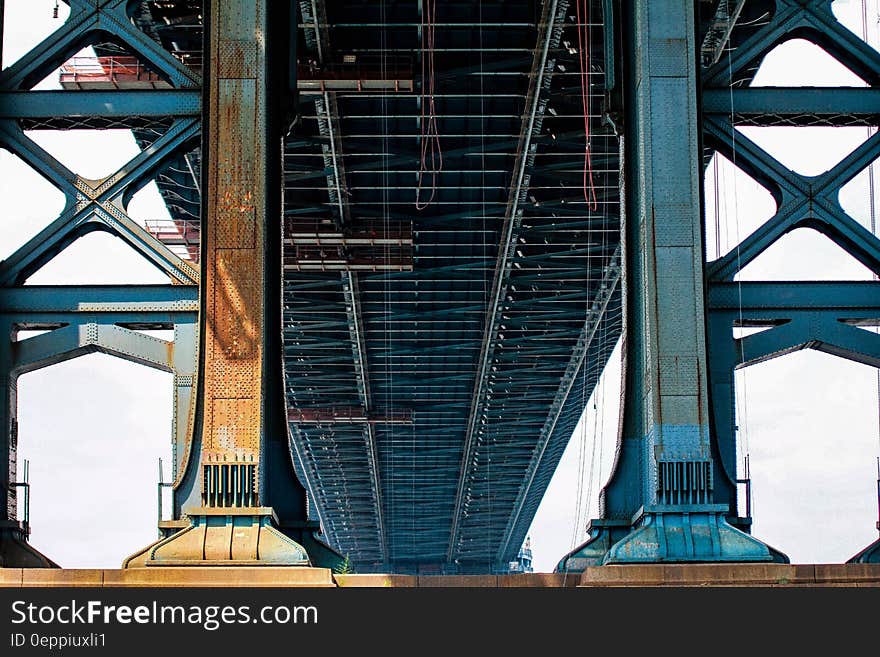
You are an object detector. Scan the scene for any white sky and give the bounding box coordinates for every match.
[2,0,879,571]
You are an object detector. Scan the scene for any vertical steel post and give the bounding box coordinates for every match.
[558,0,779,568]
[0,321,55,567]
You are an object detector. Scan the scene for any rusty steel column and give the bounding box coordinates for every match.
[126,0,336,568]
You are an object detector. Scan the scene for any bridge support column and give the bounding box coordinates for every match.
[559,0,782,570]
[126,0,339,569]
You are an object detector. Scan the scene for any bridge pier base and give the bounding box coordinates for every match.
[124,508,342,569]
[123,508,309,568]
[601,506,779,564]
[124,0,342,573]
[0,521,56,568]
[849,531,880,564]
[557,508,785,571]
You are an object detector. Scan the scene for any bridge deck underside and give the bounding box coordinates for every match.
[55,0,623,574]
[283,0,621,573]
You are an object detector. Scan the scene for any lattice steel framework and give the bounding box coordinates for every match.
[12,0,872,574]
[703,0,880,564]
[284,0,622,573]
[0,0,200,567]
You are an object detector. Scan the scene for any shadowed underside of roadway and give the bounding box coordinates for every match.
[115,0,787,575]
[19,0,878,575]
[283,0,622,573]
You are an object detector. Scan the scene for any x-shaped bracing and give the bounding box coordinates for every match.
[704,114,880,281]
[0,0,202,286]
[0,118,200,286]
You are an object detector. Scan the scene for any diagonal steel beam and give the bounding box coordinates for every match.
[296,0,387,564]
[702,2,804,87]
[11,323,174,374]
[0,0,199,92]
[447,0,568,564]
[496,248,621,562]
[0,119,80,199]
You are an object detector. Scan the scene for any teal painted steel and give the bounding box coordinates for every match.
[700,0,880,564]
[0,90,201,122]
[4,0,874,573]
[0,117,200,286]
[561,0,781,568]
[0,0,202,566]
[561,0,880,571]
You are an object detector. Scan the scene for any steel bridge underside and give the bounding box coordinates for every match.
[7,0,809,573]
[283,1,621,573]
[19,0,624,573]
[19,0,790,574]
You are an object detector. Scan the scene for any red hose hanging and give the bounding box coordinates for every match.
[416,0,442,210]
[576,0,598,210]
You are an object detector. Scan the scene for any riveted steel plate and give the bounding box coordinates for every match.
[209,397,259,453]
[218,41,257,79]
[198,0,267,506]
[215,80,256,248]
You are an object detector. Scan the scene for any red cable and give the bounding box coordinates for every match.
[416,0,442,210]
[577,0,598,210]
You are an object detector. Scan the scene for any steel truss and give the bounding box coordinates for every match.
[0,0,201,566]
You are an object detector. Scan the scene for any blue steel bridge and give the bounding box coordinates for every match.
[1,0,624,573]
[1,0,879,574]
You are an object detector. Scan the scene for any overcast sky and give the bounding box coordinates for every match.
[2,0,879,571]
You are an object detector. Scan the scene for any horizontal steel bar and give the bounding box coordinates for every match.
[289,407,413,425]
[299,79,413,93]
[708,281,880,312]
[0,90,201,120]
[0,285,199,313]
[702,87,880,118]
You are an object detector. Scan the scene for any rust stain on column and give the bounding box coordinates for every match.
[201,1,265,498]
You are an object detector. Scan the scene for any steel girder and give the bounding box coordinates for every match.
[448,0,570,565]
[0,89,200,124]
[0,0,201,566]
[288,2,388,566]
